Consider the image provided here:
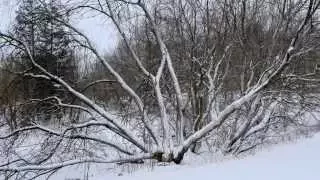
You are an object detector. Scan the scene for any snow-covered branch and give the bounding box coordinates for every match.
[0,154,153,172]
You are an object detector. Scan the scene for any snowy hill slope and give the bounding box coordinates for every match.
[111,133,320,180]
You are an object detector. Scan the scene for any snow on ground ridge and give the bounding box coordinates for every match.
[112,133,320,180]
[49,132,320,180]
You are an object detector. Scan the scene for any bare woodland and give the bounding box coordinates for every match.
[0,0,320,179]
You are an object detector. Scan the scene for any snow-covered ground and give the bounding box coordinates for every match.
[115,133,319,180]
[47,132,320,180]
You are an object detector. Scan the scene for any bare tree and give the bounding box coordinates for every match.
[0,0,319,178]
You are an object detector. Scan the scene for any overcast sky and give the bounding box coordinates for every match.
[0,0,118,53]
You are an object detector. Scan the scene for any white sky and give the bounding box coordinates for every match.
[0,0,118,53]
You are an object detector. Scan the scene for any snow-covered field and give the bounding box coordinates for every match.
[49,132,320,180]
[116,133,319,180]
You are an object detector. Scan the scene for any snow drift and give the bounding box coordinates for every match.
[109,133,320,180]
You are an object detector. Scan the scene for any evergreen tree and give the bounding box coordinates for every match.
[13,0,78,122]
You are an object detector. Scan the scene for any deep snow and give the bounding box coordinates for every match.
[111,133,320,180]
[48,132,320,180]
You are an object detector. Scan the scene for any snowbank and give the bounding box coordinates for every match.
[111,133,320,180]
